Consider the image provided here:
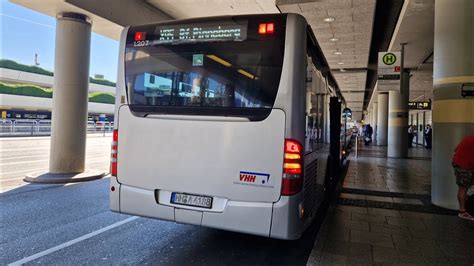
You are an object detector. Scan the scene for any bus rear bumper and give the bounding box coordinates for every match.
[110,177,275,238]
[270,192,306,240]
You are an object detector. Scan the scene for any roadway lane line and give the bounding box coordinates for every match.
[1,154,110,166]
[1,145,111,152]
[8,216,139,266]
[0,151,109,161]
[1,147,50,152]
[1,168,48,176]
[1,158,109,178]
[0,134,112,142]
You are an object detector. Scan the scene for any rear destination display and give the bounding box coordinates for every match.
[155,21,248,44]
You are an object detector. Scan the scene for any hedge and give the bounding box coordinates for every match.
[0,82,115,104]
[0,59,116,87]
[88,91,116,104]
[0,59,53,76]
[0,83,52,97]
[89,77,116,87]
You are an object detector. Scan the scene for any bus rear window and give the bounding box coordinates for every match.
[124,16,286,120]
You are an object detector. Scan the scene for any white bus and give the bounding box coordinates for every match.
[110,14,344,240]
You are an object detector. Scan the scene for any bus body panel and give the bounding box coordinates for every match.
[270,193,305,240]
[273,14,307,145]
[117,105,285,203]
[110,13,336,240]
[114,26,128,120]
[110,176,120,212]
[120,183,175,221]
[114,179,274,237]
[267,14,308,240]
[201,200,273,237]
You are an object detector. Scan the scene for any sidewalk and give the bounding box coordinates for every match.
[307,144,474,265]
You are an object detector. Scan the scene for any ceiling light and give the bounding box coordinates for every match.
[330,37,339,42]
[334,51,342,55]
[237,69,256,79]
[206,55,232,67]
[338,62,344,65]
[323,17,335,22]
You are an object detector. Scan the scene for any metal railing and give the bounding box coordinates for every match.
[0,119,114,137]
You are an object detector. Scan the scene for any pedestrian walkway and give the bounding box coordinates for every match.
[345,145,431,194]
[307,144,474,265]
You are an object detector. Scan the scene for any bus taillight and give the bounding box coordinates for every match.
[282,139,303,196]
[258,23,275,34]
[110,129,118,176]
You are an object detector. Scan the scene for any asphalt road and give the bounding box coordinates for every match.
[1,136,323,265]
[1,134,111,193]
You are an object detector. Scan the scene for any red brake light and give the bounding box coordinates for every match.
[111,129,118,176]
[258,23,275,35]
[266,23,274,33]
[134,32,146,41]
[282,139,303,196]
[282,178,303,196]
[285,140,302,153]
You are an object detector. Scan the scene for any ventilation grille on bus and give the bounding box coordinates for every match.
[303,159,318,219]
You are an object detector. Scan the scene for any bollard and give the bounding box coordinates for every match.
[355,135,358,158]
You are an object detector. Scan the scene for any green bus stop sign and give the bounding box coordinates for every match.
[382,53,397,65]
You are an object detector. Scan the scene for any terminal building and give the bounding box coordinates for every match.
[0,59,115,121]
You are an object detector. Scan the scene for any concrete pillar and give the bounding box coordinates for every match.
[49,13,91,173]
[387,71,409,157]
[377,93,389,145]
[372,102,378,142]
[432,0,474,210]
[24,13,105,183]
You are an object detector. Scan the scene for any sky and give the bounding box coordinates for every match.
[0,0,119,82]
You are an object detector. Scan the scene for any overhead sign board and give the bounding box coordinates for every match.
[409,101,431,110]
[461,83,474,97]
[342,107,352,118]
[155,21,247,45]
[378,52,401,92]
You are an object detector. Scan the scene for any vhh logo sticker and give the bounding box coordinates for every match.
[239,173,257,183]
[235,171,273,188]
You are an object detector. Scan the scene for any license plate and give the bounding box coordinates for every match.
[170,192,213,209]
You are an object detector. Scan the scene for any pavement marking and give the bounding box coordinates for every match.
[1,145,111,152]
[8,216,139,266]
[0,147,111,155]
[1,167,48,176]
[2,170,110,181]
[0,151,109,161]
[1,154,109,166]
